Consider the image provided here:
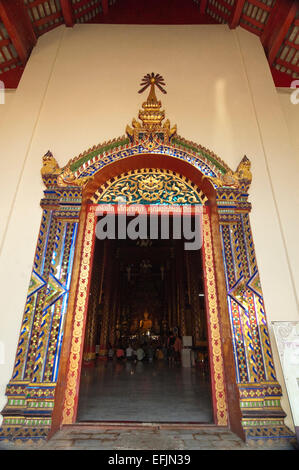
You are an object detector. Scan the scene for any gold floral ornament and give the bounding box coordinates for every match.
[126,73,177,146]
[205,156,252,189]
[41,151,90,188]
[91,169,208,205]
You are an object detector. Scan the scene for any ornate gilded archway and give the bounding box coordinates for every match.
[0,74,294,445]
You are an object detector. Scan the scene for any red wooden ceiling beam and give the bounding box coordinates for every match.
[275,57,299,75]
[60,0,75,27]
[241,13,264,30]
[0,57,20,72]
[0,0,36,64]
[102,0,109,16]
[199,0,208,15]
[207,2,231,21]
[261,0,297,66]
[33,10,63,27]
[0,66,24,88]
[270,66,296,88]
[229,0,246,28]
[0,37,10,47]
[248,0,271,13]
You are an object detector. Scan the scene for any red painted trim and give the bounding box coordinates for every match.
[0,57,20,72]
[94,204,205,215]
[0,66,24,88]
[33,11,63,28]
[261,0,297,65]
[201,207,216,425]
[275,57,299,75]
[268,5,297,65]
[200,205,226,426]
[0,0,36,64]
[229,0,246,29]
[270,66,295,88]
[242,13,265,29]
[74,2,100,20]
[0,38,10,47]
[92,0,217,25]
[25,0,51,7]
[286,40,299,50]
[70,208,97,424]
[214,0,234,12]
[199,0,208,15]
[207,2,231,21]
[102,0,109,15]
[60,0,75,26]
[84,153,217,204]
[239,20,262,36]
[248,0,271,13]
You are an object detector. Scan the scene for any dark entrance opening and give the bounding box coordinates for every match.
[77,213,213,423]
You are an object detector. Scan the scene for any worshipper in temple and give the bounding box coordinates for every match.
[174,335,182,365]
[126,344,134,361]
[162,339,168,362]
[167,331,176,366]
[108,343,114,360]
[136,345,145,361]
[147,343,154,362]
[155,348,164,360]
[116,345,125,360]
[132,346,137,363]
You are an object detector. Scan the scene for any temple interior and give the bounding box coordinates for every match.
[77,214,213,423]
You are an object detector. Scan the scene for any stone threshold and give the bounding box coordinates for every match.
[65,422,228,431]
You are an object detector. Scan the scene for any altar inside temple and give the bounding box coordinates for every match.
[77,214,213,423]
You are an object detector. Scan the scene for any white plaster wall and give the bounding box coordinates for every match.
[0,89,16,128]
[0,24,298,430]
[277,88,299,162]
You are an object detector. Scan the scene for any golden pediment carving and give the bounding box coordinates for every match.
[205,156,252,190]
[126,73,177,145]
[41,151,90,189]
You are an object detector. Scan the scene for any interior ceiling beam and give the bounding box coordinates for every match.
[1,0,297,88]
[0,0,36,64]
[102,0,109,15]
[229,0,246,29]
[199,0,208,14]
[261,0,297,66]
[60,0,75,27]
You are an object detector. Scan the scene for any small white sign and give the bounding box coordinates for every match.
[273,321,299,428]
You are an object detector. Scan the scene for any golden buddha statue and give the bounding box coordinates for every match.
[139,311,152,332]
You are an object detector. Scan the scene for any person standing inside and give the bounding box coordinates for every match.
[116,345,125,360]
[126,343,134,361]
[167,331,176,366]
[174,335,182,365]
[136,345,145,361]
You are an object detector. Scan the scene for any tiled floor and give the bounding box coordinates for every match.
[0,360,297,451]
[77,359,213,423]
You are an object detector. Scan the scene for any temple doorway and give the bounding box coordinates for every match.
[76,212,214,423]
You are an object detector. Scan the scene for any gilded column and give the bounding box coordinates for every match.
[83,278,99,363]
[0,176,81,441]
[215,156,294,443]
[99,241,113,357]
